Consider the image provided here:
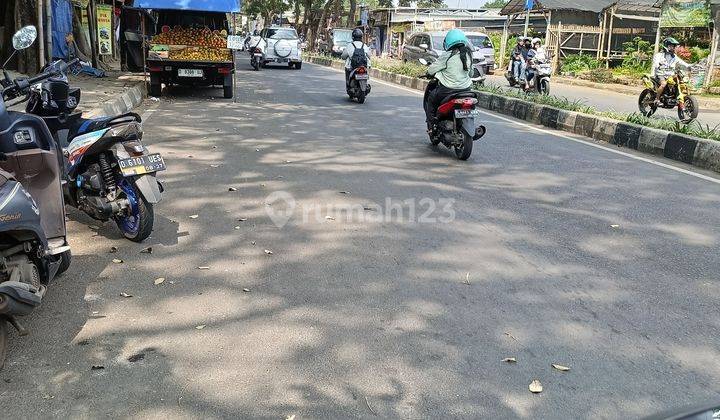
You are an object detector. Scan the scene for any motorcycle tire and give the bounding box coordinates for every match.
[0,320,6,370]
[116,181,154,242]
[455,132,473,160]
[638,89,657,117]
[678,96,699,124]
[56,250,72,276]
[357,90,366,104]
[539,79,550,95]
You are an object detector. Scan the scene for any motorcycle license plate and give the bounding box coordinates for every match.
[118,153,166,176]
[178,69,203,78]
[454,109,478,118]
[355,74,369,80]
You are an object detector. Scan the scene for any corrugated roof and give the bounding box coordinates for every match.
[500,0,658,15]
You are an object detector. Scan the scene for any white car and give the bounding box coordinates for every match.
[259,27,303,69]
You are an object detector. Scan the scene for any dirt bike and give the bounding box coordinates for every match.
[638,70,699,124]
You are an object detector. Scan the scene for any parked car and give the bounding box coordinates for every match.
[402,31,486,81]
[318,28,354,57]
[465,31,496,74]
[260,26,303,69]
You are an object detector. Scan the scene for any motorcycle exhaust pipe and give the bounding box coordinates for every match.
[0,281,44,317]
[473,125,487,141]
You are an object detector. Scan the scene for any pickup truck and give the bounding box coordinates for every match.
[146,10,234,98]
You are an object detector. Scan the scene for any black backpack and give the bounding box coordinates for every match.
[350,42,367,69]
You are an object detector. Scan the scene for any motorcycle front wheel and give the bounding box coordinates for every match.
[638,89,658,117]
[115,179,154,242]
[539,79,550,95]
[678,96,699,124]
[454,132,473,160]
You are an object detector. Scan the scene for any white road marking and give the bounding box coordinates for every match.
[308,62,720,185]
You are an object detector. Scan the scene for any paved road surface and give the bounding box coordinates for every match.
[2,59,720,419]
[486,74,720,128]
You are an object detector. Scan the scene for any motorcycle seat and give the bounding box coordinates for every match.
[72,112,142,138]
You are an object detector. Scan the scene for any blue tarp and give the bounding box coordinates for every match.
[51,0,73,59]
[133,0,241,13]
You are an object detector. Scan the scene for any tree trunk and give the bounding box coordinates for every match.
[293,0,301,29]
[300,0,312,37]
[16,0,40,74]
[310,0,332,50]
[346,0,356,28]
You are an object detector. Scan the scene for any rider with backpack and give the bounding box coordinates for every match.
[341,28,372,88]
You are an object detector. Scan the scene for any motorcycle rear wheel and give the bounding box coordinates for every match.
[115,180,154,242]
[678,96,699,124]
[357,90,366,104]
[638,89,657,117]
[455,132,473,160]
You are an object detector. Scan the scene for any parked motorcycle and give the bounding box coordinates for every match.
[0,26,71,368]
[26,60,165,242]
[346,65,371,103]
[420,59,486,161]
[638,70,699,124]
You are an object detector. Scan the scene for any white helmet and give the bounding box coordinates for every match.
[532,37,541,46]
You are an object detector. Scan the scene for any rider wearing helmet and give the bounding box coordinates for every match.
[341,28,372,87]
[652,37,690,105]
[523,37,547,90]
[424,29,475,128]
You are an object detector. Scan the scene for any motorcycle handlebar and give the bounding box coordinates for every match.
[4,58,80,98]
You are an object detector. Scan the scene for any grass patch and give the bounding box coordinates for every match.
[307,53,720,142]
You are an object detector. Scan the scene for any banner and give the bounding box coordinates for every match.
[96,4,113,55]
[661,0,711,28]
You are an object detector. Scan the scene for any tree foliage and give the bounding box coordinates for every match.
[483,0,508,7]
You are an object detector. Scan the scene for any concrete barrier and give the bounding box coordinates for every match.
[305,55,720,174]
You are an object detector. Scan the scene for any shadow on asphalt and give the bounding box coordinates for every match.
[2,55,720,419]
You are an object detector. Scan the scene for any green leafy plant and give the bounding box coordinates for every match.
[620,37,653,74]
[560,54,602,74]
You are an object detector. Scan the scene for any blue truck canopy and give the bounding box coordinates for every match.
[133,0,241,13]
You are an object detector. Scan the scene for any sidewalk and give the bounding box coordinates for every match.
[69,71,147,118]
[7,69,147,117]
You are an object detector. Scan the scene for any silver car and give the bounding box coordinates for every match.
[402,31,486,82]
[260,26,303,69]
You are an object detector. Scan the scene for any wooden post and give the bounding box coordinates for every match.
[553,21,561,75]
[705,26,719,88]
[653,10,662,53]
[606,6,615,68]
[37,0,45,67]
[598,10,606,60]
[545,10,552,44]
[499,16,509,70]
[88,0,99,68]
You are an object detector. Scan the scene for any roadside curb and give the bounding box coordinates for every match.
[306,55,720,174]
[554,76,720,109]
[84,79,147,118]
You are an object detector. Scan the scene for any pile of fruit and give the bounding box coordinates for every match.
[152,26,228,48]
[169,47,232,62]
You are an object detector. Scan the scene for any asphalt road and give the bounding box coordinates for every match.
[485,74,720,128]
[2,58,720,419]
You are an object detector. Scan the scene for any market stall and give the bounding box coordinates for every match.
[130,0,241,98]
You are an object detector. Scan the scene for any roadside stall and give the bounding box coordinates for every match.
[131,0,241,98]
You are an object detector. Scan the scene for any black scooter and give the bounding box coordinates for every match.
[26,56,166,242]
[346,65,371,104]
[0,26,71,368]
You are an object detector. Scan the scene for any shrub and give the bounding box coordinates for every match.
[675,46,692,61]
[561,54,602,74]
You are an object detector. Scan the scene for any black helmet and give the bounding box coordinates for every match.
[352,28,363,41]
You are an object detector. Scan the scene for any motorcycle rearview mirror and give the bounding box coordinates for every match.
[418,58,428,66]
[2,26,38,83]
[13,25,37,51]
